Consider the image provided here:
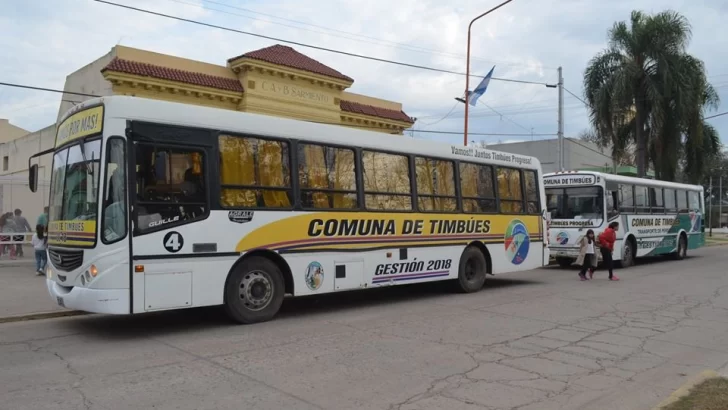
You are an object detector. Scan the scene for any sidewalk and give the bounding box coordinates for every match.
[0,250,68,320]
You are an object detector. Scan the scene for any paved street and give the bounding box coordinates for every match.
[2,247,728,410]
[0,253,63,319]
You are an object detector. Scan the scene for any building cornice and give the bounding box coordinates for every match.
[340,112,412,133]
[103,71,243,104]
[229,59,353,90]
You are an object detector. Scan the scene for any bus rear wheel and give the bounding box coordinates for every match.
[673,234,687,260]
[224,256,285,324]
[456,247,487,293]
[619,238,635,268]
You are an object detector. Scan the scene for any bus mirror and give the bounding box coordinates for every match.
[541,208,549,221]
[28,164,38,193]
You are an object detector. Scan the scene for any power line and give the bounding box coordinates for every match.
[563,87,588,106]
[0,82,99,98]
[91,0,553,87]
[0,81,556,137]
[706,111,728,120]
[166,0,551,70]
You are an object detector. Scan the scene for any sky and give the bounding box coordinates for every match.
[1,0,727,147]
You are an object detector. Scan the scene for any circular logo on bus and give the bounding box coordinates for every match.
[556,231,569,245]
[305,261,324,291]
[505,219,530,265]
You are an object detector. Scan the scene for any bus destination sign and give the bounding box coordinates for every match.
[543,174,596,186]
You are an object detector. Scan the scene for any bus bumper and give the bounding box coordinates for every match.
[548,247,580,259]
[46,279,129,314]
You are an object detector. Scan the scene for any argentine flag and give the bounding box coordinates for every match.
[465,66,495,106]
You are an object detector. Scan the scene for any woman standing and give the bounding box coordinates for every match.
[598,222,620,281]
[576,229,597,281]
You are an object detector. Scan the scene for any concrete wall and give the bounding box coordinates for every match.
[487,138,613,174]
[0,119,30,144]
[0,125,54,225]
[57,48,116,122]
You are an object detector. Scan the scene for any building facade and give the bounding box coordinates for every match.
[2,44,415,225]
[487,138,615,174]
[58,44,414,134]
[0,125,54,223]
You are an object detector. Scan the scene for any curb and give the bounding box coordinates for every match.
[651,369,720,410]
[706,241,728,247]
[0,310,88,324]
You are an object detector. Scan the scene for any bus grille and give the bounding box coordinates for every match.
[49,249,84,272]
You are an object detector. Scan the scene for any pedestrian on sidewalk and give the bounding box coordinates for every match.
[13,209,31,258]
[576,229,598,281]
[598,222,620,281]
[31,224,48,276]
[37,206,49,230]
[0,212,17,259]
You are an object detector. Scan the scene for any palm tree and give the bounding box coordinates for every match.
[584,10,694,178]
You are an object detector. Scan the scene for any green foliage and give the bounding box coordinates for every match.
[583,10,721,182]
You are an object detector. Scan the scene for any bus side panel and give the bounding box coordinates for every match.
[130,213,240,312]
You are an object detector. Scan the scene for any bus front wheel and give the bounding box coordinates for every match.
[555,257,573,268]
[456,247,487,293]
[224,256,285,324]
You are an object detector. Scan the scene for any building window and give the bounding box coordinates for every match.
[362,150,412,211]
[297,143,357,209]
[459,162,497,213]
[2,156,7,171]
[497,167,524,213]
[218,134,292,209]
[415,157,457,212]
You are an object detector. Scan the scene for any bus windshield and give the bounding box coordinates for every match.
[546,186,604,223]
[49,140,102,225]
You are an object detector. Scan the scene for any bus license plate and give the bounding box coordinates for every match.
[56,297,65,307]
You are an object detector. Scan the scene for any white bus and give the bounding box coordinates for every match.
[30,96,549,324]
[544,171,705,268]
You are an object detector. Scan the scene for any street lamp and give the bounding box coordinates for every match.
[463,0,515,147]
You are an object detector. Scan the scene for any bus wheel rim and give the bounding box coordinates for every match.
[239,270,273,311]
[464,259,477,281]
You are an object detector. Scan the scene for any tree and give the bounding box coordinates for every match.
[583,10,720,181]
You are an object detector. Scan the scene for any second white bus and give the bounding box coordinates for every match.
[544,171,705,268]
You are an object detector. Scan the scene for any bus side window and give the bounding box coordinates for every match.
[607,191,619,218]
[134,143,208,232]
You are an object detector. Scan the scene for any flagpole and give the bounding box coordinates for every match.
[463,0,514,147]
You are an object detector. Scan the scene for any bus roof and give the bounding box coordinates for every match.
[543,170,703,191]
[68,96,542,171]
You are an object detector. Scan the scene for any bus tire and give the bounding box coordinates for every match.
[224,256,285,324]
[673,233,688,260]
[555,257,573,268]
[456,247,487,293]
[619,237,635,268]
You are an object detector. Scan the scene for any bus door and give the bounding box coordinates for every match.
[127,122,217,313]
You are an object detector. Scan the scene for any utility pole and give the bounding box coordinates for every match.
[720,172,723,230]
[709,176,713,237]
[557,66,564,171]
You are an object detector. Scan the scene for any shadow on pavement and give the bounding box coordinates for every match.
[546,254,700,271]
[62,276,543,339]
